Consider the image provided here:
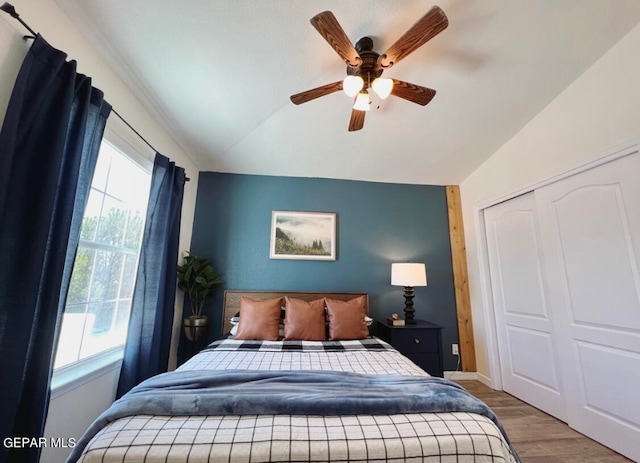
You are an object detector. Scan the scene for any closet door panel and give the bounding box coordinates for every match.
[506,325,559,391]
[484,193,566,420]
[575,341,640,426]
[536,151,640,461]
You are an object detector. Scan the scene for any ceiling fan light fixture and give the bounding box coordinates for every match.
[292,7,449,131]
[371,77,394,99]
[353,91,371,111]
[343,75,364,97]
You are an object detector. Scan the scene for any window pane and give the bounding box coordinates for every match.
[89,301,116,335]
[80,190,103,241]
[55,139,150,371]
[91,146,111,191]
[79,302,127,360]
[115,300,132,334]
[119,254,138,298]
[89,250,124,303]
[54,307,88,369]
[78,312,97,359]
[124,210,145,250]
[96,196,127,247]
[106,151,149,203]
[67,248,96,305]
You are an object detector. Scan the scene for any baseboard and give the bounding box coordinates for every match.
[476,372,493,387]
[445,371,477,380]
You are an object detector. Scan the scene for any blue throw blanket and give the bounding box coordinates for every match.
[67,369,520,462]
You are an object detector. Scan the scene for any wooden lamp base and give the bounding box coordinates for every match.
[403,285,417,325]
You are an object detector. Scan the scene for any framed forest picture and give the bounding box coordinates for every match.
[269,211,336,260]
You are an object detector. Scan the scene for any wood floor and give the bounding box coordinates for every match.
[456,380,633,463]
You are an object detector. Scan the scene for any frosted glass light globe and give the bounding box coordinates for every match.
[371,77,394,99]
[353,92,371,111]
[342,75,364,97]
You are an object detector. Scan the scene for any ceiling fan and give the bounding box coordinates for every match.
[290,6,448,132]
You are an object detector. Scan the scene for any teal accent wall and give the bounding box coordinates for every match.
[189,172,460,370]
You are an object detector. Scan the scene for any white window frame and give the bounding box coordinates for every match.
[50,117,155,396]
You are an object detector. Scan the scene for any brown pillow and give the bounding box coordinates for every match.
[284,297,326,341]
[234,297,283,341]
[325,296,370,340]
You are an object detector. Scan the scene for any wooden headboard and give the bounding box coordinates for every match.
[222,290,369,335]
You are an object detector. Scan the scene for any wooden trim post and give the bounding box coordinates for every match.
[446,185,477,371]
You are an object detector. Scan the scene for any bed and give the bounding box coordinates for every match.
[69,291,519,463]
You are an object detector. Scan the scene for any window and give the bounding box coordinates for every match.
[54,140,151,369]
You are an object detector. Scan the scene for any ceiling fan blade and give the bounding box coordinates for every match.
[348,108,365,132]
[310,11,362,67]
[391,79,436,106]
[378,6,448,69]
[290,81,343,105]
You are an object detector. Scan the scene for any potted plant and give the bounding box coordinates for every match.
[177,252,222,342]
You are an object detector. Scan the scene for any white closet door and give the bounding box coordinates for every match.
[535,152,640,461]
[484,193,566,420]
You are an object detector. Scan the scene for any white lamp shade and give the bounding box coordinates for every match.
[371,77,394,99]
[353,91,371,111]
[343,75,364,97]
[391,263,427,287]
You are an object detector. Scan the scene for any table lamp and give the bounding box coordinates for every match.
[391,263,427,325]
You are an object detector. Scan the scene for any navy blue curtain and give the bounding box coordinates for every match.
[0,35,111,463]
[117,153,186,398]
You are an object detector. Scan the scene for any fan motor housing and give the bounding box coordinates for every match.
[347,37,383,83]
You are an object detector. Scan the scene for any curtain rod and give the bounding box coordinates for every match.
[1,2,190,182]
[0,2,35,37]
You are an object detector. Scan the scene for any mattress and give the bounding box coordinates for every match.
[74,339,518,462]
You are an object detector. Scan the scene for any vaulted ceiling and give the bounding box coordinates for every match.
[56,0,640,185]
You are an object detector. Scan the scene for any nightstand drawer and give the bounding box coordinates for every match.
[392,330,439,354]
[375,319,444,378]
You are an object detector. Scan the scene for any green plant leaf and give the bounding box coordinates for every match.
[176,251,222,316]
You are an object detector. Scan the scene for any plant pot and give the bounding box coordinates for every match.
[183,315,209,342]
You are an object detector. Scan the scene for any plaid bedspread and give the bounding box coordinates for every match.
[203,338,395,352]
[74,339,519,463]
[182,339,428,377]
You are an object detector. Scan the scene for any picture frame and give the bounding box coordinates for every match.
[270,211,336,260]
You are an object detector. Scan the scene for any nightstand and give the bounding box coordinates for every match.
[376,319,444,377]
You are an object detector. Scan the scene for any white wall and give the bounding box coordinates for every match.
[41,366,120,463]
[460,22,640,383]
[0,20,28,120]
[1,0,200,460]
